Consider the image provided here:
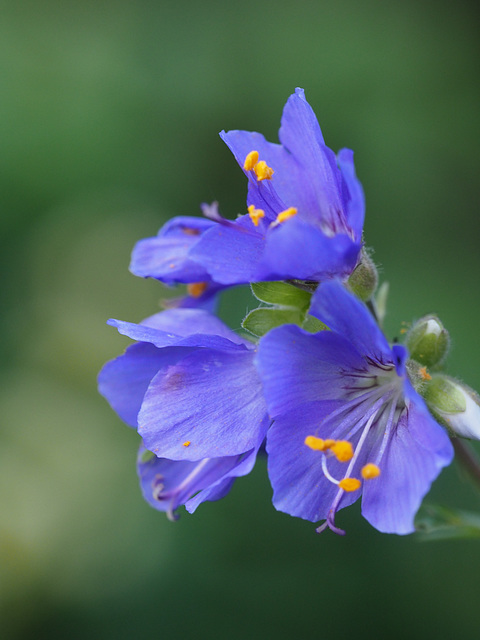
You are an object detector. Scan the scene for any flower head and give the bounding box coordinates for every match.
[130,89,364,287]
[256,281,453,535]
[98,308,269,517]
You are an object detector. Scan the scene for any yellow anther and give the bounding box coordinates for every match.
[323,439,336,450]
[244,150,259,171]
[187,282,208,298]
[331,440,354,463]
[361,463,381,480]
[419,366,432,381]
[304,435,326,451]
[182,440,191,447]
[276,207,298,224]
[248,204,265,227]
[254,160,274,181]
[400,328,407,335]
[338,477,362,492]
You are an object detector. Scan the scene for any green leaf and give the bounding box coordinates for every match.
[242,307,305,337]
[415,504,480,541]
[251,281,311,310]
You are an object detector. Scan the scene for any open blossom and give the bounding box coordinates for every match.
[256,280,454,535]
[98,308,269,518]
[130,88,364,287]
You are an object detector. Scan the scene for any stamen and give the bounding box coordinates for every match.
[361,463,380,479]
[276,207,298,224]
[254,160,274,181]
[182,440,191,447]
[152,474,165,501]
[338,477,361,492]
[331,440,354,462]
[243,150,259,171]
[247,204,265,227]
[187,282,208,298]
[304,435,326,451]
[321,455,340,485]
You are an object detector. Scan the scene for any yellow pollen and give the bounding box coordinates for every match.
[254,160,274,181]
[187,282,208,298]
[400,328,407,335]
[331,440,354,462]
[304,435,326,451]
[361,463,381,480]
[248,204,265,227]
[276,207,298,224]
[338,477,361,492]
[419,366,432,381]
[244,150,259,171]
[182,441,191,447]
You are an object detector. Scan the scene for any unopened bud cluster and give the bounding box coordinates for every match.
[406,315,480,441]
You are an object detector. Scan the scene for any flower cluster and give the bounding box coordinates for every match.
[99,88,479,536]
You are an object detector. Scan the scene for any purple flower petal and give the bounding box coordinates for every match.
[137,443,258,519]
[257,217,360,282]
[130,216,214,282]
[336,148,365,243]
[189,217,265,284]
[266,402,364,522]
[98,343,188,427]
[310,280,391,360]
[138,349,269,460]
[140,308,250,346]
[107,317,248,351]
[256,324,365,418]
[361,398,453,534]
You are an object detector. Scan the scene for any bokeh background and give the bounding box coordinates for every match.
[1,1,480,638]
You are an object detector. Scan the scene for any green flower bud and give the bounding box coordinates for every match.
[348,247,378,302]
[405,314,449,368]
[424,374,480,440]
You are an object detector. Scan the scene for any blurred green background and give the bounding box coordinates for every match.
[1,1,480,638]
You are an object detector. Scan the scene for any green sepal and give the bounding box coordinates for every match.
[415,504,480,541]
[251,281,311,310]
[424,375,467,414]
[242,307,305,337]
[302,314,327,334]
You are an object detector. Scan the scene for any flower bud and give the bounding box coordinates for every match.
[348,247,378,302]
[405,314,449,368]
[424,375,480,440]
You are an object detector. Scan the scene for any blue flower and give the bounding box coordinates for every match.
[129,215,224,310]
[130,88,364,286]
[98,308,269,517]
[256,281,454,535]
